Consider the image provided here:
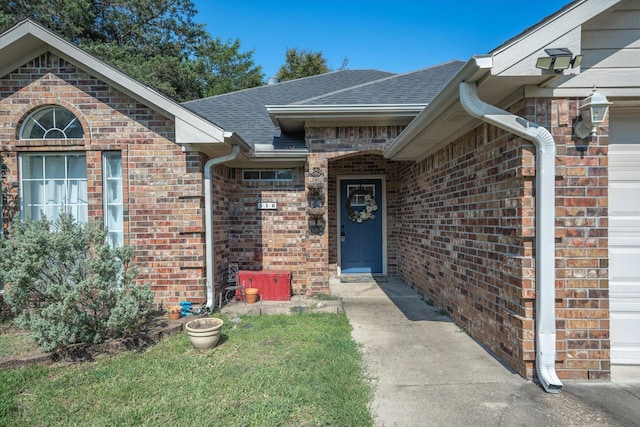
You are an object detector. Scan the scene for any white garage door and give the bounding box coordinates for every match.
[609,109,640,365]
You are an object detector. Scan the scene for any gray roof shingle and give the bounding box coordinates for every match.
[298,61,465,105]
[182,62,464,150]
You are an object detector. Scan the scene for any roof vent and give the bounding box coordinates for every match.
[267,77,280,85]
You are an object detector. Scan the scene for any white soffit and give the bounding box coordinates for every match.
[266,104,425,132]
[490,0,621,77]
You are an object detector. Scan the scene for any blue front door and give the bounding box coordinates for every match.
[340,178,383,273]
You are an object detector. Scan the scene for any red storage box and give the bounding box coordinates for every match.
[238,270,292,301]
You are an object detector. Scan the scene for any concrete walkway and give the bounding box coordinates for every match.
[331,276,640,427]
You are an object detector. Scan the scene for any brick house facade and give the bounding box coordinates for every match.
[1,0,639,389]
[393,97,610,380]
[0,52,211,305]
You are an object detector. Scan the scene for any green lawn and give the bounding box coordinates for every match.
[0,313,373,427]
[0,325,38,358]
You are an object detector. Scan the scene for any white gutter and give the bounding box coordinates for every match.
[459,81,563,393]
[203,143,240,311]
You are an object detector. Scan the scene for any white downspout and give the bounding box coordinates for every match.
[459,82,563,393]
[204,144,240,311]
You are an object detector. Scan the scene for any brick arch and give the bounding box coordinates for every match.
[12,100,91,142]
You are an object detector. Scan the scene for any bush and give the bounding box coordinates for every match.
[0,293,13,323]
[0,214,153,352]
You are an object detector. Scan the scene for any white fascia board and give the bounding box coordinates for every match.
[9,21,225,143]
[0,19,33,47]
[384,56,493,160]
[491,0,621,76]
[175,116,225,144]
[266,104,426,127]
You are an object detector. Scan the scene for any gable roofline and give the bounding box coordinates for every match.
[490,0,621,76]
[0,19,251,157]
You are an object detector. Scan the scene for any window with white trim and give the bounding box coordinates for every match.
[243,169,293,181]
[20,106,84,139]
[20,153,88,223]
[347,184,376,205]
[103,152,123,247]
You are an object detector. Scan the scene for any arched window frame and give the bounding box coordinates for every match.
[19,105,84,139]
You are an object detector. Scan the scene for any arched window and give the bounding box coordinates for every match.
[20,106,83,139]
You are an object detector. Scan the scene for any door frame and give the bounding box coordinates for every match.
[337,174,387,276]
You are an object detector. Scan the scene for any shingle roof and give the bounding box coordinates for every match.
[298,61,465,105]
[183,69,393,148]
[182,62,465,150]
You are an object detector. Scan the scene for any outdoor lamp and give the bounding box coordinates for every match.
[574,86,612,139]
[535,48,583,73]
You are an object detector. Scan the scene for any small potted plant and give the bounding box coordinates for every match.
[167,305,181,321]
[245,287,260,304]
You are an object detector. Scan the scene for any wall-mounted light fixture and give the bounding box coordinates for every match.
[535,48,583,73]
[574,86,612,139]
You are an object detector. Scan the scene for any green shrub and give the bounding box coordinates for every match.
[0,294,13,322]
[0,214,153,352]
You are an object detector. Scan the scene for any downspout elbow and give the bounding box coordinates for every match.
[459,82,563,393]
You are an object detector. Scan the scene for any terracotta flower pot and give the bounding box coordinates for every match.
[245,287,260,304]
[168,305,181,321]
[185,317,224,349]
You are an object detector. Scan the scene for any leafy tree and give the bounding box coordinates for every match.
[0,0,264,101]
[276,48,330,81]
[197,37,265,97]
[0,214,153,353]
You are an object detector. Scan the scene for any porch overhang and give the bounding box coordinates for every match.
[266,104,425,134]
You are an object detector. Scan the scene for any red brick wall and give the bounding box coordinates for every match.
[0,53,207,307]
[306,125,406,281]
[396,127,534,376]
[548,98,610,380]
[224,125,407,295]
[210,163,233,298]
[394,97,610,380]
[225,167,310,293]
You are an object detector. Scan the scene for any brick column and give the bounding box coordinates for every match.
[305,155,330,294]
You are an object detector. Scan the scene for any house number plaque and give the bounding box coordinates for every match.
[258,201,277,210]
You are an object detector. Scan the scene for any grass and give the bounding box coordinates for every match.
[0,325,39,357]
[313,294,339,301]
[0,313,373,426]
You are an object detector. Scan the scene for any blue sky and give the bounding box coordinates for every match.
[192,0,572,79]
